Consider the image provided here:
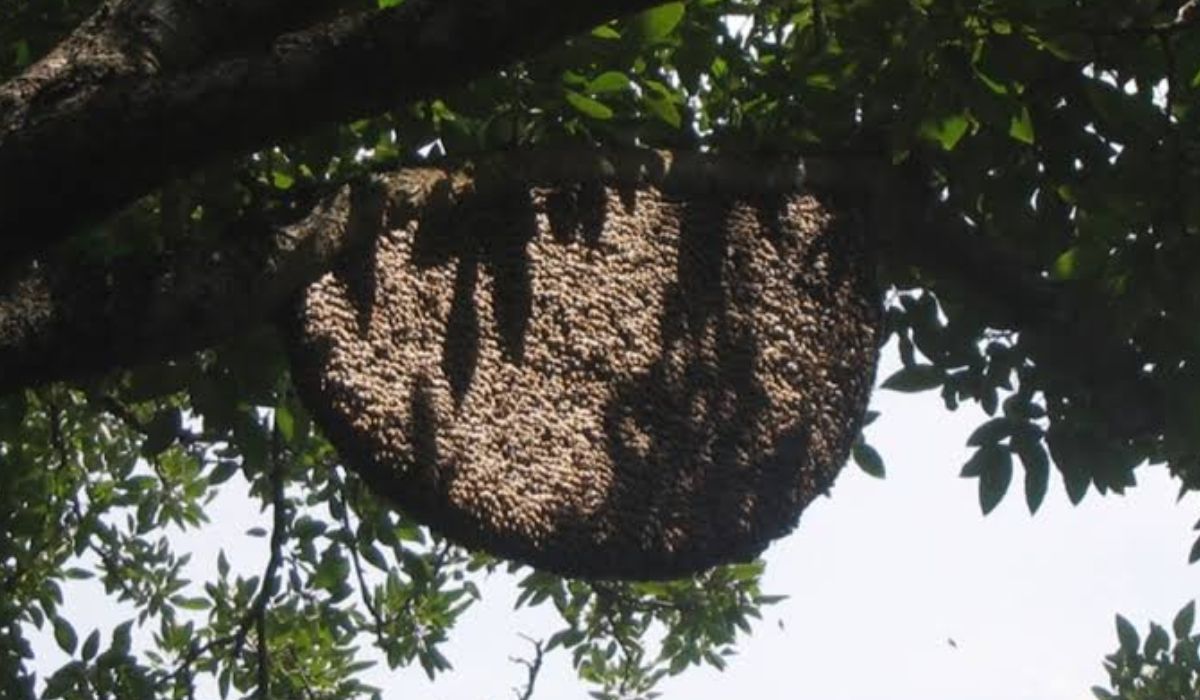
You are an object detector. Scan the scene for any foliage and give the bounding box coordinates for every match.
[5,0,1200,698]
[1093,602,1200,700]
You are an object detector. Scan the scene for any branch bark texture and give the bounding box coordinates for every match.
[0,0,664,267]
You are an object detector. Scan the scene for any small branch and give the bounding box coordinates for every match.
[334,470,388,639]
[231,423,289,696]
[511,635,545,700]
[256,424,289,696]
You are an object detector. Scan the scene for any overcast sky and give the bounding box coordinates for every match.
[28,349,1200,700]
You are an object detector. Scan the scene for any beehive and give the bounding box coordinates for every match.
[288,165,880,580]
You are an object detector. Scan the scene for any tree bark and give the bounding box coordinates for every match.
[0,0,663,269]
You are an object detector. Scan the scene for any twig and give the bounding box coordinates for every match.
[334,470,388,639]
[511,635,545,700]
[231,422,289,697]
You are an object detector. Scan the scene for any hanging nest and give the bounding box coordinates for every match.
[286,151,881,579]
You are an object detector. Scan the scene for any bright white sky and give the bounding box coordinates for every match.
[29,349,1200,700]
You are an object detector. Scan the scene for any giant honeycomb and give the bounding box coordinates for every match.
[288,169,880,579]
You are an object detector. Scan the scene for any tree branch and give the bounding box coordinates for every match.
[0,0,665,267]
[0,175,384,394]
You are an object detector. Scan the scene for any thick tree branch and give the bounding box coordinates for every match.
[0,0,665,268]
[0,176,384,394]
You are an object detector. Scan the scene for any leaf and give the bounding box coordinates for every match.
[1015,437,1050,514]
[962,444,1012,514]
[1051,245,1106,281]
[564,90,614,120]
[587,71,632,94]
[645,95,682,128]
[631,2,686,44]
[1145,622,1170,658]
[209,460,239,486]
[1174,601,1195,638]
[966,418,1015,446]
[275,405,296,442]
[1115,615,1140,655]
[919,113,971,151]
[271,171,294,190]
[1063,466,1090,506]
[112,620,133,655]
[1008,105,1035,144]
[852,440,886,478]
[172,596,211,611]
[880,365,944,392]
[141,409,181,456]
[361,544,389,571]
[52,616,77,655]
[81,629,100,661]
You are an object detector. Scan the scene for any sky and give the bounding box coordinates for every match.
[27,349,1200,700]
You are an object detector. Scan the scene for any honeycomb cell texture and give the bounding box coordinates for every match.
[287,179,880,579]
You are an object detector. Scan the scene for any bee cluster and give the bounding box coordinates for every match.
[288,175,880,580]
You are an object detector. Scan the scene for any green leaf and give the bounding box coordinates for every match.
[275,404,296,442]
[587,71,632,94]
[645,95,682,128]
[966,418,1015,446]
[919,113,971,151]
[1008,105,1035,144]
[52,616,77,655]
[1174,601,1195,638]
[1145,622,1170,658]
[979,445,1013,515]
[631,2,686,44]
[1015,437,1050,514]
[852,440,886,479]
[1115,614,1140,655]
[172,596,211,611]
[141,409,181,456]
[112,620,133,655]
[881,365,944,392]
[80,629,100,661]
[209,460,239,486]
[1051,245,1106,281]
[361,544,389,571]
[565,90,614,120]
[271,171,295,190]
